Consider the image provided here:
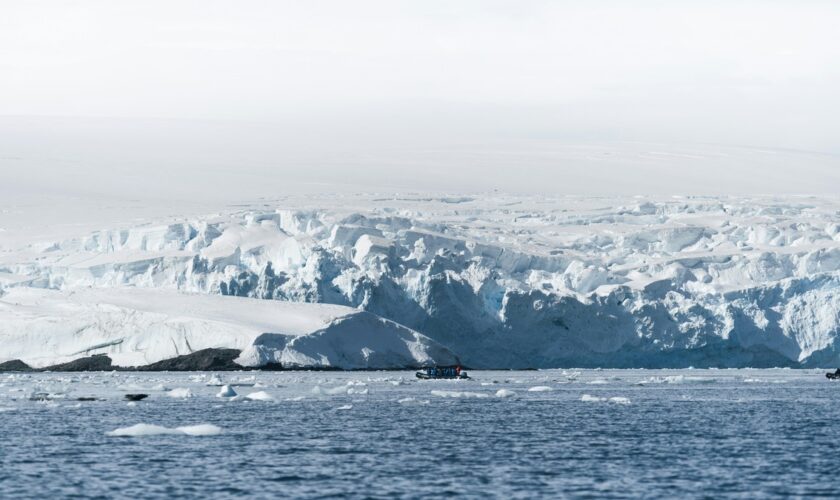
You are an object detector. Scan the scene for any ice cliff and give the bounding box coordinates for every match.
[0,287,457,369]
[1,194,838,368]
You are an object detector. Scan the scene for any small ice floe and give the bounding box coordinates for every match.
[397,397,430,405]
[580,394,606,402]
[580,394,631,404]
[430,390,490,399]
[245,391,275,402]
[637,375,716,385]
[205,374,224,386]
[285,396,305,402]
[0,407,17,413]
[106,423,222,437]
[231,376,256,387]
[587,379,610,385]
[680,376,717,384]
[167,388,194,399]
[216,385,237,398]
[347,387,369,395]
[335,404,353,411]
[119,383,166,392]
[312,385,350,396]
[528,386,553,392]
[29,391,66,402]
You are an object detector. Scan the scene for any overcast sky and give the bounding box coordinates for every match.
[1,1,838,197]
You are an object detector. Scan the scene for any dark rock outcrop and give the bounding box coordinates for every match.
[0,359,34,372]
[44,354,113,372]
[1,349,287,372]
[135,348,246,371]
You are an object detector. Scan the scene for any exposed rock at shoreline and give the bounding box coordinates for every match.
[136,348,248,371]
[0,359,34,372]
[0,348,416,372]
[45,354,114,372]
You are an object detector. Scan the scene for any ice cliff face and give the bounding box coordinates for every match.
[0,287,458,369]
[1,194,838,368]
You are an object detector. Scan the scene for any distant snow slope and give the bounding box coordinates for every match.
[1,193,838,368]
[0,287,458,369]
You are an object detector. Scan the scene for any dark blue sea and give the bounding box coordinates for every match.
[1,369,838,498]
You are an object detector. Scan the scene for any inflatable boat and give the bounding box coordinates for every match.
[416,366,470,380]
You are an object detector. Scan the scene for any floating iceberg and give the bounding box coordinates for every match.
[580,394,631,404]
[495,389,516,398]
[244,391,275,402]
[166,388,194,399]
[216,385,237,398]
[430,390,491,399]
[106,423,222,437]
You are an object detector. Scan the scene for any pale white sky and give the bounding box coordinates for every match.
[1,1,838,196]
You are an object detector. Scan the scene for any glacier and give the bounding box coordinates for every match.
[1,193,838,368]
[0,287,457,369]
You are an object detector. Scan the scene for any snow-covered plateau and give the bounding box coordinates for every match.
[1,193,839,368]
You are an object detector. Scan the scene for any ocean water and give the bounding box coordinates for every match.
[1,369,838,499]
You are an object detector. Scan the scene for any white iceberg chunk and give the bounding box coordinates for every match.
[527,386,553,392]
[580,394,631,404]
[430,390,490,399]
[216,385,237,398]
[580,394,607,402]
[166,388,194,399]
[106,423,222,437]
[245,390,275,402]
